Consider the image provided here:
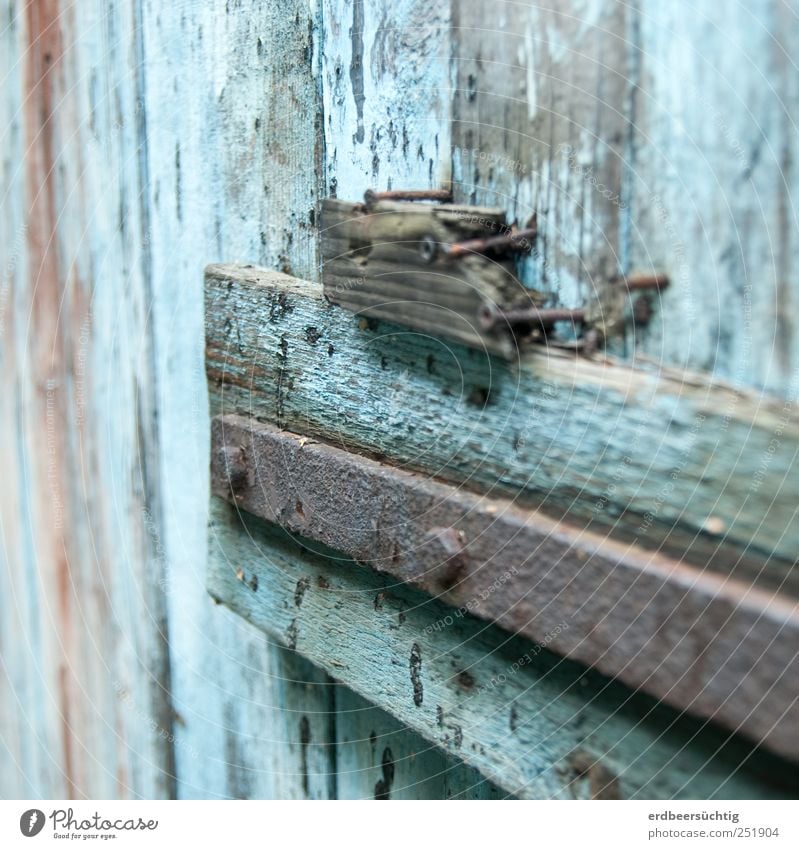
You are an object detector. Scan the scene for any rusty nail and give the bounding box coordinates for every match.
[617,272,670,292]
[479,302,585,332]
[364,188,452,206]
[446,225,537,259]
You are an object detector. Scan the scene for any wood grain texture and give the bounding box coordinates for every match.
[0,0,31,798]
[452,0,633,317]
[628,1,799,397]
[319,0,500,799]
[321,198,542,358]
[205,263,799,577]
[139,0,337,798]
[321,0,452,196]
[451,1,799,395]
[0,0,176,799]
[210,414,799,759]
[207,497,799,800]
[0,0,484,800]
[6,0,799,800]
[334,686,507,799]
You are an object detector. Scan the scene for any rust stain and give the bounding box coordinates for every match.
[58,662,77,799]
[568,750,623,800]
[24,0,64,338]
[24,0,79,796]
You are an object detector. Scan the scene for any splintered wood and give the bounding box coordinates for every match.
[321,198,544,358]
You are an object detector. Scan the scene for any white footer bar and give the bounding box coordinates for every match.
[1,800,795,848]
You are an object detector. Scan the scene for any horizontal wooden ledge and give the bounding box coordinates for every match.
[207,497,799,799]
[211,413,799,762]
[205,263,799,590]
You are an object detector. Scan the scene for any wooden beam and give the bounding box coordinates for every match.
[210,413,799,761]
[205,263,799,580]
[207,497,799,799]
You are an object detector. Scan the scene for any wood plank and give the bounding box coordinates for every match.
[140,0,337,798]
[0,0,176,798]
[210,413,799,760]
[207,497,799,800]
[140,0,461,799]
[0,0,33,798]
[205,263,799,579]
[629,1,799,397]
[321,198,540,358]
[321,0,452,195]
[319,0,470,798]
[451,0,633,319]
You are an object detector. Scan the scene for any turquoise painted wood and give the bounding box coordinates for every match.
[630,0,799,395]
[138,0,339,799]
[3,0,799,799]
[452,0,630,313]
[138,0,489,800]
[205,265,799,581]
[207,498,799,800]
[334,687,507,799]
[451,0,799,395]
[0,0,175,798]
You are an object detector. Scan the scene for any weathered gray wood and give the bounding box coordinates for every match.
[451,0,633,320]
[205,263,799,577]
[629,1,799,397]
[0,0,175,798]
[210,413,799,759]
[321,198,543,358]
[140,0,336,798]
[207,497,798,800]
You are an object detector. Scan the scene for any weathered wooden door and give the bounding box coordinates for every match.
[2,0,798,799]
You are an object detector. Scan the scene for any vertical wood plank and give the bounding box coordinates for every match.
[318,0,507,798]
[0,0,37,798]
[140,0,336,797]
[334,686,507,799]
[1,0,175,798]
[629,0,799,395]
[452,0,633,309]
[321,0,452,195]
